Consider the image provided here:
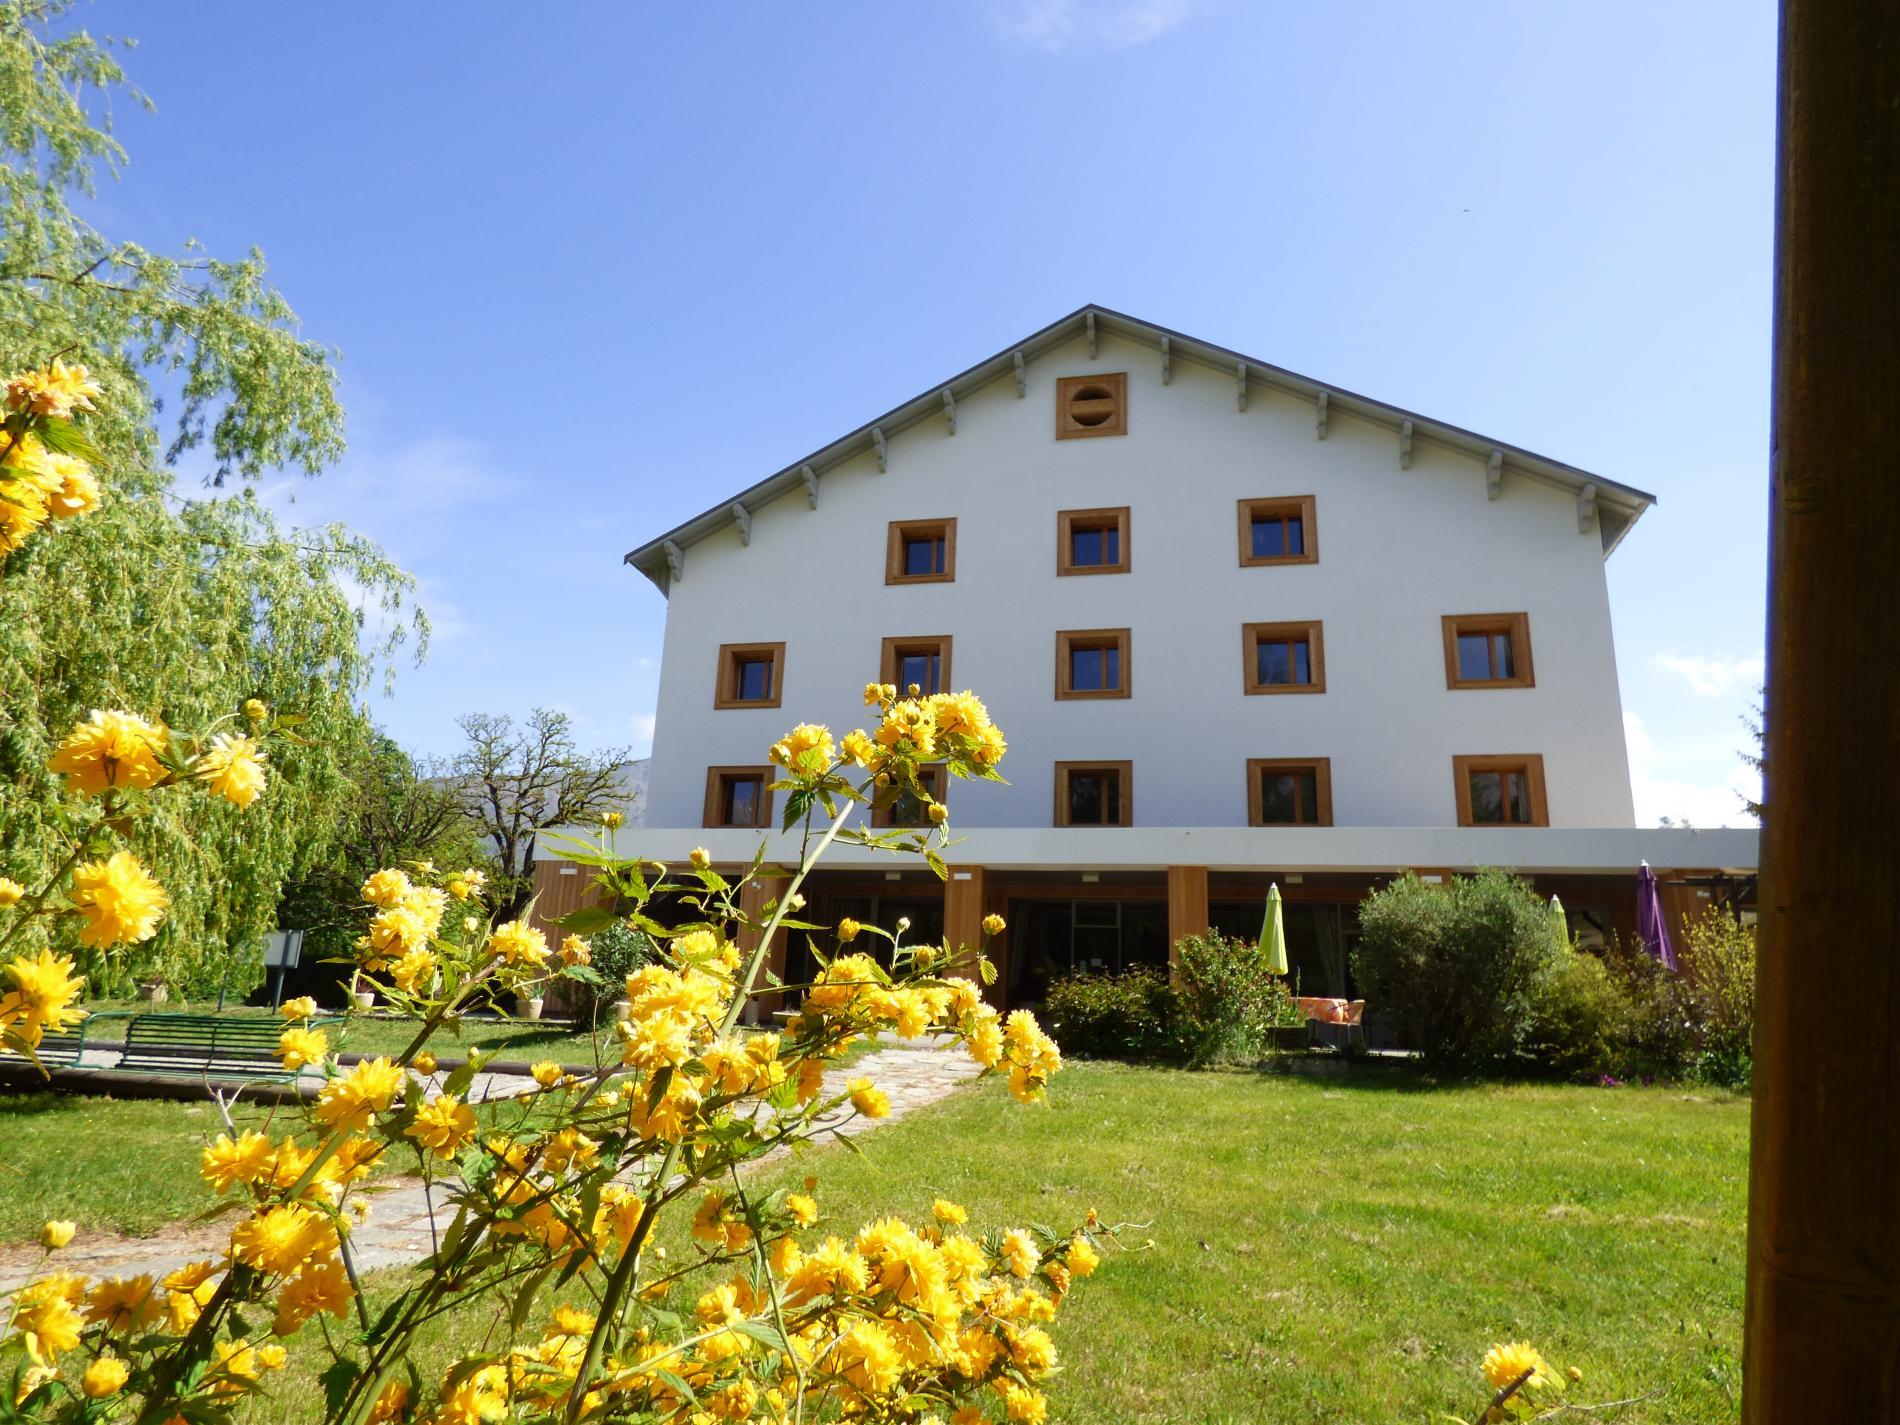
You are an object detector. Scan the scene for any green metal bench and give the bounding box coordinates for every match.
[112,1012,336,1082]
[0,1010,132,1070]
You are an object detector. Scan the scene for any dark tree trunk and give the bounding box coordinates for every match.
[1744,1,1900,1416]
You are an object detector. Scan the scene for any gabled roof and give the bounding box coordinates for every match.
[625,304,1656,593]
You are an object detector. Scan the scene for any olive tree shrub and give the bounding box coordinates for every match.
[1352,870,1558,1071]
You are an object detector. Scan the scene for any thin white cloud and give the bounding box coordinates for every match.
[256,434,510,532]
[1650,650,1765,698]
[1624,710,1759,828]
[985,0,1195,52]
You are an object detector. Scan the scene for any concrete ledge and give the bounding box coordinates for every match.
[535,823,1761,875]
[0,1059,314,1104]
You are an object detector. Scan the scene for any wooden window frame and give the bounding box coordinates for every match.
[713,641,786,710]
[880,635,954,696]
[885,518,957,585]
[1442,612,1535,689]
[1452,754,1549,828]
[1055,372,1128,439]
[1246,758,1335,827]
[872,764,945,829]
[1055,627,1132,700]
[1053,761,1133,828]
[703,765,775,829]
[1057,506,1132,576]
[1237,495,1319,567]
[1242,620,1326,695]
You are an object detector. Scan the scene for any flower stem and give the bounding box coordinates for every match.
[560,795,855,1423]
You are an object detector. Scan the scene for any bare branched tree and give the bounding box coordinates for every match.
[450,709,632,920]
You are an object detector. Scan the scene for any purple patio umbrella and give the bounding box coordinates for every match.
[1635,861,1679,971]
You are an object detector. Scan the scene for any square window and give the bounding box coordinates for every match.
[734,657,773,702]
[1247,758,1333,826]
[886,518,957,585]
[1057,507,1131,576]
[704,767,773,828]
[1237,496,1318,567]
[1055,372,1128,439]
[1242,621,1326,695]
[1453,755,1548,826]
[1443,614,1534,689]
[880,635,953,697]
[1054,762,1132,827]
[1056,629,1131,699]
[714,642,785,709]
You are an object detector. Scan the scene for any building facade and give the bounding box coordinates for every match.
[539,306,1758,1008]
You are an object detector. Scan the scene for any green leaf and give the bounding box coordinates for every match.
[35,414,104,464]
[319,1358,361,1418]
[781,788,813,833]
[509,1264,552,1330]
[555,905,618,935]
[654,1369,700,1406]
[735,1319,793,1355]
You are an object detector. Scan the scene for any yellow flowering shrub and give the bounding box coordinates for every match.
[1,461,287,1071]
[2,679,1120,1425]
[0,360,105,558]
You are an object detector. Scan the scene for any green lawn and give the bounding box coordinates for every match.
[0,1094,296,1241]
[724,1062,1749,1423]
[1,1062,1749,1423]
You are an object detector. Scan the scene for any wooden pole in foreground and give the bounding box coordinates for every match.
[1744,1,1900,1417]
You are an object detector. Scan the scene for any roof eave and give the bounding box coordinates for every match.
[624,304,1656,592]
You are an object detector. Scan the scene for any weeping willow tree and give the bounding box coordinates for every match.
[0,2,423,996]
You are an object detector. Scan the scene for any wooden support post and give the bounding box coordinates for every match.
[944,866,987,957]
[737,870,788,1024]
[1166,865,1209,968]
[1744,2,1900,1418]
[944,866,1000,1004]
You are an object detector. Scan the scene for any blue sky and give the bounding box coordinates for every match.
[77,1,1773,826]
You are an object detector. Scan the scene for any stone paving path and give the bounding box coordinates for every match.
[0,1037,982,1293]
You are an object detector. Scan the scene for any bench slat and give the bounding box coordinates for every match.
[112,1012,323,1080]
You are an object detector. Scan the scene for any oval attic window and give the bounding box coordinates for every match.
[1056,372,1127,438]
[1066,384,1117,427]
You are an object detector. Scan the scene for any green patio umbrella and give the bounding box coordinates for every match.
[1548,893,1569,950]
[1260,883,1290,976]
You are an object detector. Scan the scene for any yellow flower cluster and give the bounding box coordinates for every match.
[627,1199,1098,1425]
[1479,1339,1569,1416]
[47,709,169,797]
[275,1024,329,1070]
[0,950,85,1051]
[406,1095,477,1160]
[355,868,449,977]
[66,851,169,948]
[313,1057,405,1132]
[6,359,101,419]
[799,954,1061,1104]
[769,722,836,774]
[446,866,487,900]
[488,919,549,970]
[852,687,1006,772]
[199,1127,382,1201]
[196,731,270,809]
[1,362,105,555]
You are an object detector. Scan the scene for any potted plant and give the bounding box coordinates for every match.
[515,982,545,1021]
[349,970,375,1013]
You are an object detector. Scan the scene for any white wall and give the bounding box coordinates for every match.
[643,330,1637,831]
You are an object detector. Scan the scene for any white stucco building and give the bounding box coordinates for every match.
[538,306,1757,1005]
